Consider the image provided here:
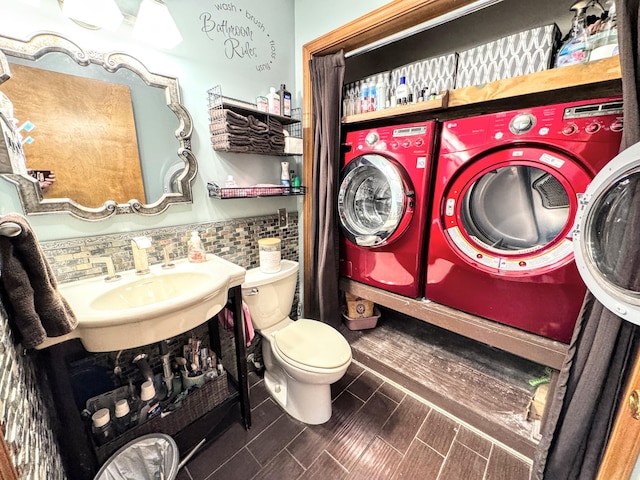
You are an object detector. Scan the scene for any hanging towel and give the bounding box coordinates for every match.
[217,301,255,346]
[0,213,77,348]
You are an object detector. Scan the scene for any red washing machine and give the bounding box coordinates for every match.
[426,97,623,343]
[339,122,437,298]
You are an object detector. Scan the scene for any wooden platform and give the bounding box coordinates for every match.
[341,306,547,459]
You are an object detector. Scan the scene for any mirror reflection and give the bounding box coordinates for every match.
[0,32,197,220]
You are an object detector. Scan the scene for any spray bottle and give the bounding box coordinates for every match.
[555,0,593,68]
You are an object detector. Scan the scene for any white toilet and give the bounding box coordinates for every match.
[242,259,352,425]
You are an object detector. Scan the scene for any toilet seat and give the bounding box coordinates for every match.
[272,319,352,371]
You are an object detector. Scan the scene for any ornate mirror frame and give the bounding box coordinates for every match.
[0,31,197,221]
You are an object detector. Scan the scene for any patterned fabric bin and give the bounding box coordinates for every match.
[390,53,458,98]
[455,24,561,89]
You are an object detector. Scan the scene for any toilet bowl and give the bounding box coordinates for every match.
[242,259,352,424]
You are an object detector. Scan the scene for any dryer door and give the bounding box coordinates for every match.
[338,153,414,248]
[574,142,640,324]
[442,146,591,275]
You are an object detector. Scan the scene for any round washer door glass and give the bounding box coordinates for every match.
[461,165,570,252]
[442,147,588,275]
[338,154,411,247]
[574,142,640,323]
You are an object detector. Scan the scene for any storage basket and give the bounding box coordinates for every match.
[345,292,374,318]
[343,307,381,330]
[92,372,229,463]
[455,24,561,88]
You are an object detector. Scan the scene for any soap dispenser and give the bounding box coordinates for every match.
[188,231,206,263]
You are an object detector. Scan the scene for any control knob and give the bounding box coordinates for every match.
[610,119,624,132]
[585,123,601,134]
[562,123,578,136]
[365,131,379,146]
[509,113,535,134]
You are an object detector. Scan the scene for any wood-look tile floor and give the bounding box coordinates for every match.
[175,362,531,480]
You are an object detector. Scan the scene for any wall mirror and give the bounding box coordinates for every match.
[0,31,197,221]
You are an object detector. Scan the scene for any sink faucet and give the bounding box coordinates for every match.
[131,236,152,274]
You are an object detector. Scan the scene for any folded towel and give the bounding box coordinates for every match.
[248,115,269,135]
[211,132,252,146]
[0,213,77,348]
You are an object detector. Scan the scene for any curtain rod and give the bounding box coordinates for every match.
[345,0,504,59]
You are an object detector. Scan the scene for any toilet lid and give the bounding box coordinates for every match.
[272,319,352,369]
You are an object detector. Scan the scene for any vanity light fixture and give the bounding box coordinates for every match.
[132,0,183,49]
[60,0,124,31]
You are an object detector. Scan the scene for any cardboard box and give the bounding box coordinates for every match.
[345,292,374,318]
[528,383,550,421]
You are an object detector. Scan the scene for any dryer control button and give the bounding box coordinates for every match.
[585,123,601,134]
[509,114,535,134]
[390,141,399,149]
[402,139,412,148]
[611,119,624,132]
[445,198,455,216]
[415,139,424,147]
[562,123,578,136]
[365,132,379,146]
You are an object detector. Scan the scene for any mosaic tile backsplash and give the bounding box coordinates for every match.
[0,212,299,478]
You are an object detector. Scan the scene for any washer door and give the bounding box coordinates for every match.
[442,147,590,275]
[338,154,414,248]
[574,142,640,323]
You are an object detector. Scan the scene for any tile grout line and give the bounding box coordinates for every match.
[351,358,534,465]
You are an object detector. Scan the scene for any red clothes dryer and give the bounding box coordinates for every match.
[426,97,623,343]
[339,122,437,297]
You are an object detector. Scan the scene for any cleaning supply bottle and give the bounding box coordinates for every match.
[360,82,369,114]
[396,76,409,105]
[280,161,290,188]
[589,0,618,61]
[375,74,386,111]
[368,78,376,112]
[555,0,590,68]
[267,87,281,115]
[188,230,206,263]
[277,84,292,117]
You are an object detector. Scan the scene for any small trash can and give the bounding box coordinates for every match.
[94,433,179,480]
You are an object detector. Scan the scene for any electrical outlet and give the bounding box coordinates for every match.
[278,208,287,227]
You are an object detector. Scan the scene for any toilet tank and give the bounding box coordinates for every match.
[242,259,299,330]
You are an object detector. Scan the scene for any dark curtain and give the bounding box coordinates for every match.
[307,50,345,328]
[532,1,640,478]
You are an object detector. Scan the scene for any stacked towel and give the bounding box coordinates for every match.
[267,118,285,154]
[0,213,77,348]
[210,109,286,154]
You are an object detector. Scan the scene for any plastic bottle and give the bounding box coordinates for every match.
[267,87,281,115]
[137,380,159,425]
[188,231,206,263]
[91,408,116,446]
[277,84,292,117]
[224,175,238,188]
[555,1,590,68]
[114,399,132,435]
[280,161,290,187]
[360,82,369,114]
[375,75,386,111]
[368,79,376,112]
[396,76,409,105]
[589,0,618,61]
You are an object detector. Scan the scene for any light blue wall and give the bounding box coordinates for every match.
[292,0,391,106]
[0,0,298,241]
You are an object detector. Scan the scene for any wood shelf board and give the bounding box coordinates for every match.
[343,91,448,124]
[448,56,621,108]
[340,278,568,370]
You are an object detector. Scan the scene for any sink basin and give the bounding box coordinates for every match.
[36,255,246,352]
[91,272,212,310]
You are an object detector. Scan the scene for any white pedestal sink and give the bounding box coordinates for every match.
[36,255,246,352]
